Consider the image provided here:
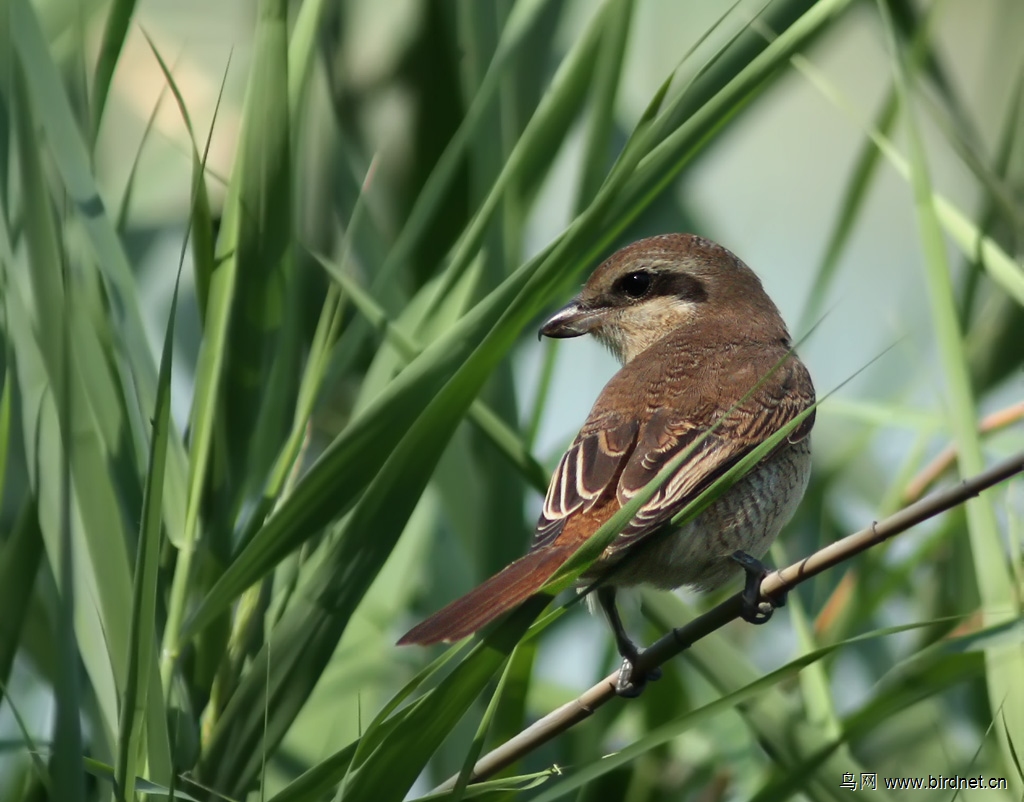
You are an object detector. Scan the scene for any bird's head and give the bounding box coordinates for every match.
[540,233,790,364]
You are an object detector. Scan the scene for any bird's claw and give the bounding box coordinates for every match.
[615,651,663,697]
[731,550,786,625]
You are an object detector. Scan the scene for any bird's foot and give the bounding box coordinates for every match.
[731,550,786,625]
[615,648,663,698]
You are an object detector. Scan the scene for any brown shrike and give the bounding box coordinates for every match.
[399,233,815,695]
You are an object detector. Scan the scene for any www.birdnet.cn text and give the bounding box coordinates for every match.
[840,772,1008,791]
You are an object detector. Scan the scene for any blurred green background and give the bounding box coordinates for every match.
[1,0,1023,800]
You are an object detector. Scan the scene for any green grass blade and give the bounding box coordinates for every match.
[10,57,126,758]
[965,63,1024,392]
[876,2,1024,795]
[0,500,44,703]
[90,0,138,136]
[0,359,10,508]
[608,0,851,233]
[792,55,1024,309]
[0,674,52,795]
[114,82,169,233]
[10,0,189,551]
[454,1,529,577]
[85,757,207,802]
[179,250,549,640]
[115,272,179,799]
[55,209,85,802]
[340,602,547,802]
[320,254,547,492]
[573,0,634,213]
[222,0,295,501]
[138,36,231,328]
[798,86,898,334]
[286,0,327,124]
[371,0,564,295]
[263,643,472,802]
[159,60,244,698]
[224,158,375,570]
[448,644,525,801]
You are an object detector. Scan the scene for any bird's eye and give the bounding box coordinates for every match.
[616,271,652,299]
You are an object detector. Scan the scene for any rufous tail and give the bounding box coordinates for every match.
[397,544,575,645]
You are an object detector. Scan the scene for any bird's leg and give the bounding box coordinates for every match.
[731,550,787,624]
[597,586,662,697]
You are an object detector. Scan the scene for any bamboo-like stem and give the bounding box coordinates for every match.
[433,449,1024,793]
[903,400,1024,503]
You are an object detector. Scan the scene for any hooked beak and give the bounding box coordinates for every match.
[538,299,605,339]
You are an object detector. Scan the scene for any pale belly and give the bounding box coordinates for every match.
[596,438,812,592]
